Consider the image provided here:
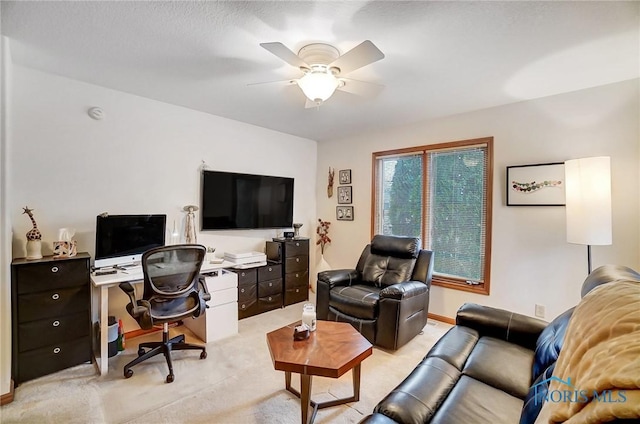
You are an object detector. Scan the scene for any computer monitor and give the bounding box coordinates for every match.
[94,214,166,269]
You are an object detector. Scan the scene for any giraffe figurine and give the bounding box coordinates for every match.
[23,206,43,259]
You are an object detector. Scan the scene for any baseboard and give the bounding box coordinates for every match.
[428,312,455,325]
[0,379,15,405]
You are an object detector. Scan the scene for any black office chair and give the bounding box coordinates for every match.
[119,244,210,383]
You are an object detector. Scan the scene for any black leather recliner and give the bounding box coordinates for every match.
[316,235,434,350]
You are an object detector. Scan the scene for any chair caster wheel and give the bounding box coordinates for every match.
[124,369,133,379]
[137,348,145,357]
[166,374,174,383]
[200,351,207,359]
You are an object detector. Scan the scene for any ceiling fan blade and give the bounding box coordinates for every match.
[329,40,385,74]
[247,78,296,86]
[337,78,384,98]
[260,42,309,68]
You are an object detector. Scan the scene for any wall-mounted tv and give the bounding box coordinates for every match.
[201,170,294,230]
[94,214,166,268]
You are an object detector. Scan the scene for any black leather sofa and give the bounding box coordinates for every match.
[317,235,434,350]
[361,265,640,424]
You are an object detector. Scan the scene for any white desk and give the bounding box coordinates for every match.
[90,260,236,376]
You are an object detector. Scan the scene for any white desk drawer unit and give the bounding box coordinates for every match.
[183,270,238,342]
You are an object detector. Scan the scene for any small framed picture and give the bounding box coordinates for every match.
[336,206,354,221]
[337,186,352,204]
[506,162,565,206]
[339,169,351,184]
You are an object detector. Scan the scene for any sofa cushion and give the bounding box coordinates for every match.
[532,307,573,380]
[373,357,461,424]
[362,255,416,287]
[426,326,479,370]
[519,363,555,424]
[430,376,524,424]
[329,284,380,319]
[462,337,535,399]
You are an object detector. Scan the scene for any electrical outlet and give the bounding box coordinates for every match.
[535,304,546,318]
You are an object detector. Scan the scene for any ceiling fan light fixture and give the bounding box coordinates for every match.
[296,66,340,103]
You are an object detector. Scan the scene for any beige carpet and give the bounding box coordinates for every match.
[1,303,451,424]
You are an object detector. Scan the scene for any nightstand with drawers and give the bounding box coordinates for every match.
[11,253,92,384]
[233,263,283,319]
[266,238,309,306]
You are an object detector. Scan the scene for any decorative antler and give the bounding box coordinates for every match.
[327,167,335,198]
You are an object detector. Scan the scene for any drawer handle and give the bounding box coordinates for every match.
[53,347,61,354]
[241,304,246,309]
[296,273,299,278]
[295,289,300,293]
[240,288,245,293]
[51,266,59,273]
[268,267,272,271]
[268,282,272,287]
[241,272,246,277]
[296,258,300,262]
[52,293,60,300]
[296,242,300,247]
[52,320,60,327]
[268,297,272,301]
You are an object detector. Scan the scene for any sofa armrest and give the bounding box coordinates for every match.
[456,303,548,350]
[316,269,360,320]
[379,280,428,300]
[317,269,359,290]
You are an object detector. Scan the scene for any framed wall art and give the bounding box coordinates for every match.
[336,206,354,221]
[506,162,565,206]
[339,169,351,184]
[337,186,352,204]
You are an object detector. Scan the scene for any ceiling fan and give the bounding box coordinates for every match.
[258,40,385,108]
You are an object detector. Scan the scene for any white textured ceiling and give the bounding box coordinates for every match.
[2,1,638,141]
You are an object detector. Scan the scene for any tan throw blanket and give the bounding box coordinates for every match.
[535,280,640,424]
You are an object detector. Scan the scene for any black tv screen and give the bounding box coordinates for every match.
[201,170,294,230]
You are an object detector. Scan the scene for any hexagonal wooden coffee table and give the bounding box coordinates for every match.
[266,320,373,424]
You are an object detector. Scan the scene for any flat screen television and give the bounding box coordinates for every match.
[94,214,166,268]
[201,170,294,230]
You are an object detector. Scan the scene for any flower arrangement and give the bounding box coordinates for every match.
[316,219,331,254]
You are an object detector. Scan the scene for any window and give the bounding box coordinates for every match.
[372,137,493,294]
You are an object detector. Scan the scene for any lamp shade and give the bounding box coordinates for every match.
[565,156,612,246]
[297,70,339,102]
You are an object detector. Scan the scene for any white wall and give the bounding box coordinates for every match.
[9,66,318,331]
[317,79,640,321]
[1,36,13,398]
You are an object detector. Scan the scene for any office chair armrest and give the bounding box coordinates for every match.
[198,276,211,302]
[119,282,137,304]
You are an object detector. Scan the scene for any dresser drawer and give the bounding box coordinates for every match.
[18,310,90,352]
[235,269,257,285]
[284,286,308,306]
[238,284,257,302]
[285,271,309,289]
[238,298,258,318]
[17,336,91,383]
[18,285,89,322]
[285,256,309,273]
[284,240,309,257]
[17,259,88,294]
[258,278,282,297]
[258,293,282,313]
[258,264,281,282]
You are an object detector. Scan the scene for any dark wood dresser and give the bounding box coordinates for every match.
[11,253,91,384]
[266,238,309,306]
[233,263,283,319]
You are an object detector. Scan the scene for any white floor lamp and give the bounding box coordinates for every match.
[565,156,612,274]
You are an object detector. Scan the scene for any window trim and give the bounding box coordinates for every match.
[371,137,493,295]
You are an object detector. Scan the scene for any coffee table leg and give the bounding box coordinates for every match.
[352,363,361,402]
[300,374,313,424]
